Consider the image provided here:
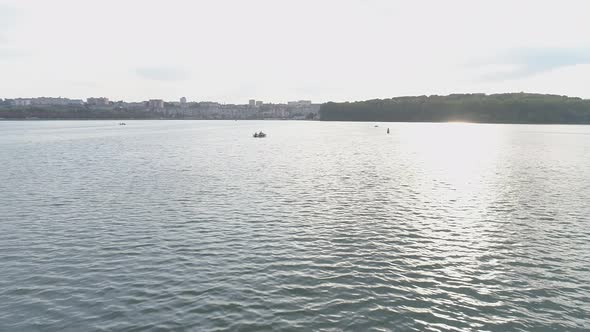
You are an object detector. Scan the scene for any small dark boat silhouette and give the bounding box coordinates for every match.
[253,131,266,138]
[119,122,126,126]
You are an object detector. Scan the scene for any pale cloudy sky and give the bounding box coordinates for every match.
[1,0,589,103]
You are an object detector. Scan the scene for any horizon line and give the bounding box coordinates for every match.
[1,91,589,104]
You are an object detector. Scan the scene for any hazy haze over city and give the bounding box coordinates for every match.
[1,0,589,103]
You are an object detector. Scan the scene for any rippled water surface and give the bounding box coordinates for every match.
[1,120,590,331]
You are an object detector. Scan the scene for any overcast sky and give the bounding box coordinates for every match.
[1,0,589,103]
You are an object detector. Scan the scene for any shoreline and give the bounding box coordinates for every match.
[1,118,589,125]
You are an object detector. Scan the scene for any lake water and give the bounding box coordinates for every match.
[1,120,589,331]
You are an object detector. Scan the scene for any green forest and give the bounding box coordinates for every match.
[319,93,590,124]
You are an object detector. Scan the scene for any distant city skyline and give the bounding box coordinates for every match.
[2,96,316,106]
[0,95,321,120]
[1,0,590,102]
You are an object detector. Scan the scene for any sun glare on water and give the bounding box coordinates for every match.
[400,123,505,196]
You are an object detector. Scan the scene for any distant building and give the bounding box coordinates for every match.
[199,101,220,108]
[149,99,165,109]
[87,97,110,106]
[8,97,83,106]
[249,99,256,107]
[68,99,85,105]
[123,102,147,110]
[255,100,263,107]
[288,100,312,106]
[286,100,320,118]
[180,97,187,108]
[31,97,83,106]
[13,98,32,107]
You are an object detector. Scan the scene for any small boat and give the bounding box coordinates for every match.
[387,128,390,134]
[253,131,266,138]
[119,122,126,126]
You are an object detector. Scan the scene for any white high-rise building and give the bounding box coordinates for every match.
[14,98,32,106]
[149,99,165,109]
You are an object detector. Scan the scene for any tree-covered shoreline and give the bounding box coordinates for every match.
[0,106,170,120]
[319,93,590,124]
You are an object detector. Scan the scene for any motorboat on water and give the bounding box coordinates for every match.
[119,122,127,126]
[253,131,267,138]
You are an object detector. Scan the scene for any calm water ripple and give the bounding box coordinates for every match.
[1,120,590,331]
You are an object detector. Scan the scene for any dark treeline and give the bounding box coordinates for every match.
[319,93,590,124]
[0,106,173,120]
